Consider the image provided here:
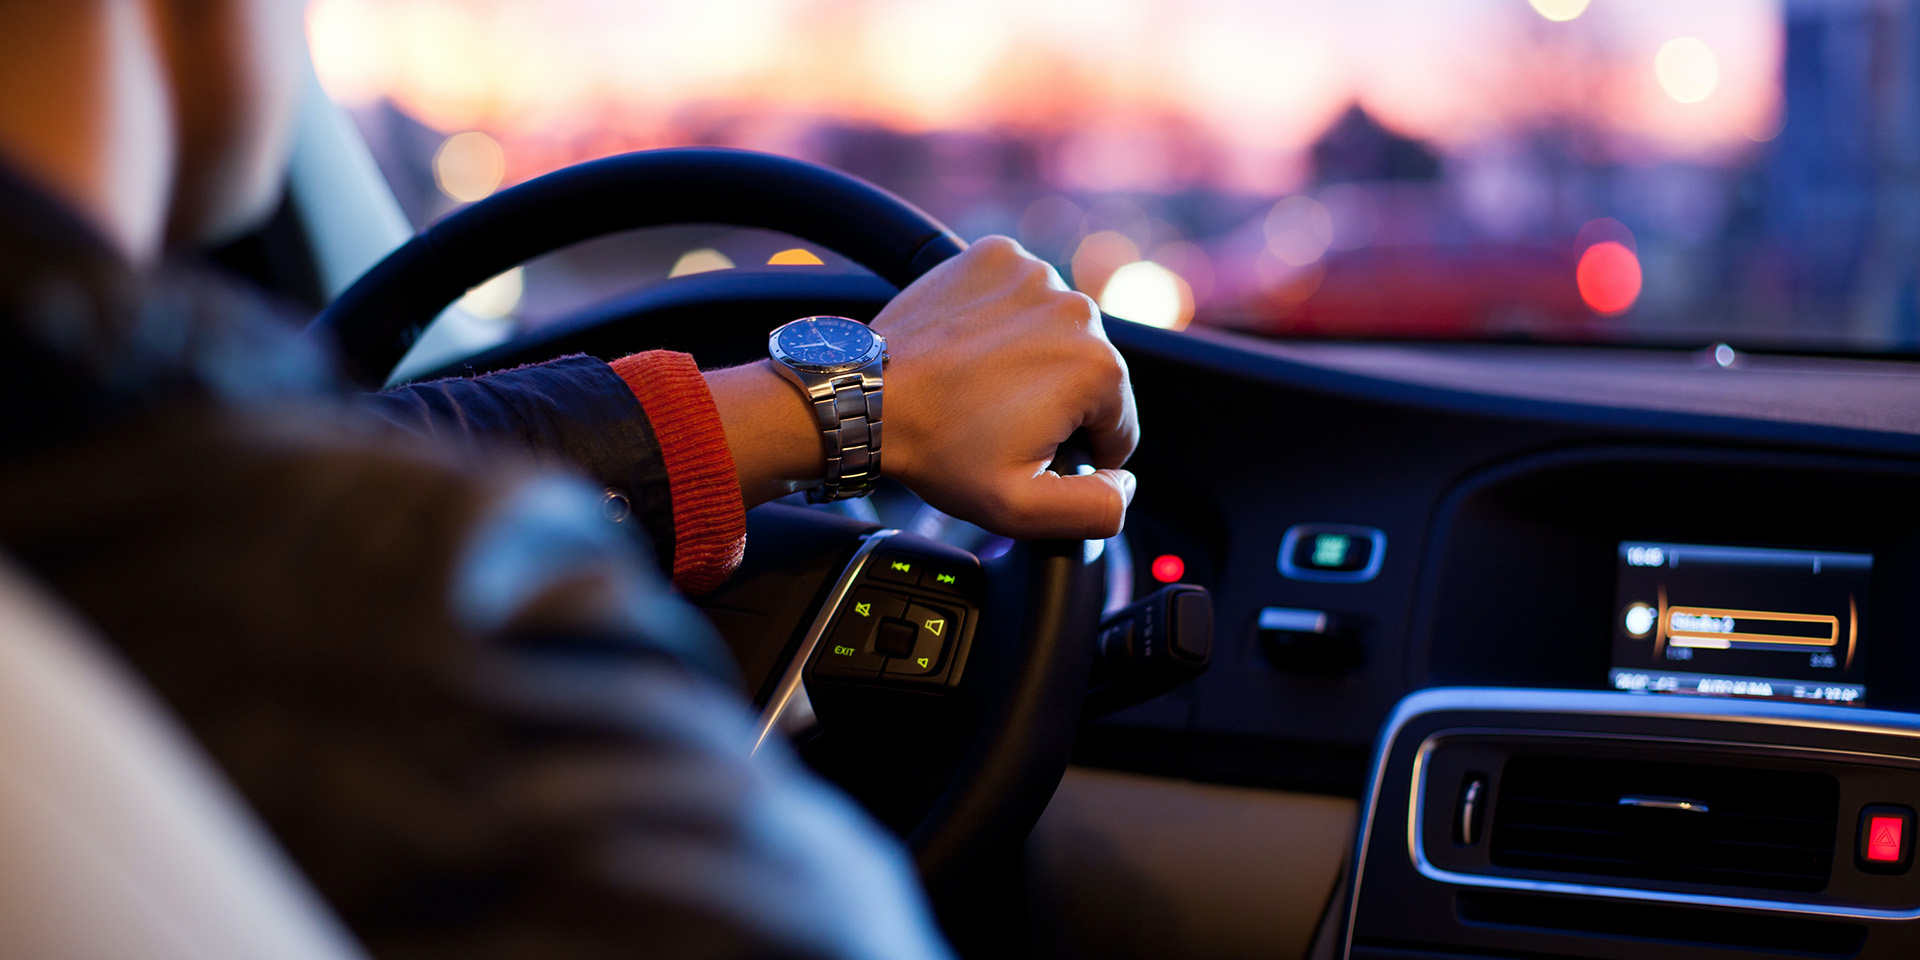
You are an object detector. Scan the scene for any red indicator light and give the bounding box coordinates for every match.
[1576,240,1643,316]
[1868,816,1904,862]
[1150,554,1185,583]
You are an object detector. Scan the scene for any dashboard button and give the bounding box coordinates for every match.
[1293,530,1372,573]
[1278,524,1386,583]
[1858,805,1914,874]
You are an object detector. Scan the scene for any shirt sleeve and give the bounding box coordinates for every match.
[606,351,748,595]
[359,353,748,594]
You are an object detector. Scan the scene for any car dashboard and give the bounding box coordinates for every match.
[1099,322,1920,959]
[427,269,1920,958]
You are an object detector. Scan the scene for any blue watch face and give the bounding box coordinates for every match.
[776,316,875,366]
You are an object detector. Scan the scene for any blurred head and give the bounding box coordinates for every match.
[0,0,308,263]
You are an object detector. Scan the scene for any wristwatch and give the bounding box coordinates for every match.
[767,315,888,502]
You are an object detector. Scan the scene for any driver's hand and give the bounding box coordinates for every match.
[874,236,1139,540]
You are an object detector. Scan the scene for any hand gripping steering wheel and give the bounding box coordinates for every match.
[307,148,1104,935]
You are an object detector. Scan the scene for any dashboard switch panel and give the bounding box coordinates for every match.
[1279,523,1386,582]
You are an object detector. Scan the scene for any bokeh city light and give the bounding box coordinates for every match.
[1577,242,1643,316]
[1528,0,1591,23]
[306,1,1920,353]
[1656,37,1722,104]
[432,131,505,202]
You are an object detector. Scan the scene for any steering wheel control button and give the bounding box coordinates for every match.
[916,561,970,594]
[1857,805,1914,874]
[874,619,919,658]
[885,603,959,679]
[814,588,907,679]
[814,639,883,679]
[870,552,921,585]
[1278,523,1387,583]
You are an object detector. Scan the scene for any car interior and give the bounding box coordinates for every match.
[14,2,1920,959]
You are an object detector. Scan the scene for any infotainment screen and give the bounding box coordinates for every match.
[1609,541,1870,705]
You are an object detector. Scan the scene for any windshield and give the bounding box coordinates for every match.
[311,1,1905,354]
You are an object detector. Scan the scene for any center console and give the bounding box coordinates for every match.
[1344,689,1920,959]
[1339,446,1920,958]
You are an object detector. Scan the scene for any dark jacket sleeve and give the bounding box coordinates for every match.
[358,356,679,572]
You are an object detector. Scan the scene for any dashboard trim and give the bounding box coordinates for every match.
[1108,322,1920,457]
[1407,729,1920,921]
[1345,687,1920,955]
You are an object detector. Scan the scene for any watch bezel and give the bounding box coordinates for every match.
[767,316,885,374]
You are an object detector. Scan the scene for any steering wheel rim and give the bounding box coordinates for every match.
[308,148,1102,909]
[308,147,964,388]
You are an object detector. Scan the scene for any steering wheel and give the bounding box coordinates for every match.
[307,147,1104,923]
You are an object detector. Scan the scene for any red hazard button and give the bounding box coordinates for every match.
[1858,805,1914,874]
[1869,818,1904,861]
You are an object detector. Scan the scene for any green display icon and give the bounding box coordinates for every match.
[831,645,855,657]
[1312,534,1352,568]
[924,618,945,636]
[936,573,956,585]
[916,657,930,668]
[854,602,872,617]
[890,560,912,574]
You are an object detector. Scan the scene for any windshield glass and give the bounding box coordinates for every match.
[311,1,1905,353]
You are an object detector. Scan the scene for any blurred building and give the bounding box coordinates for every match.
[1762,0,1920,348]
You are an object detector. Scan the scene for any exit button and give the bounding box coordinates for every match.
[1858,805,1914,874]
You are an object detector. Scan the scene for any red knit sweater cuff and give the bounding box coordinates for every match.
[609,351,746,594]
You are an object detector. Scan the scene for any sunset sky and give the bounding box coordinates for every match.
[308,0,1783,195]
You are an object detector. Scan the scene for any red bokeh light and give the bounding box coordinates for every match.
[1576,241,1643,315]
[1150,554,1186,583]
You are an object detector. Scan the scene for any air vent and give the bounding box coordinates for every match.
[1489,755,1838,892]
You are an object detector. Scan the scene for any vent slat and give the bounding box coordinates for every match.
[1488,756,1838,893]
[1494,850,1829,882]
[1499,802,1834,828]
[1494,822,1832,852]
[1500,796,1834,823]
